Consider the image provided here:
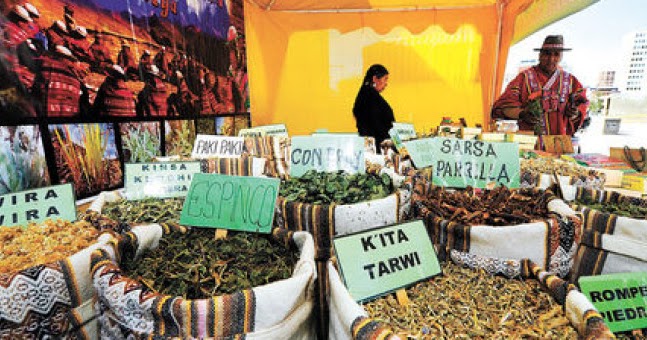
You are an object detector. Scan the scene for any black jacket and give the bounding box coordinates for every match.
[352,86,395,149]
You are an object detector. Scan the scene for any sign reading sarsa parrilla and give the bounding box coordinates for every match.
[191,135,245,159]
[290,135,365,177]
[124,161,202,200]
[180,173,279,233]
[431,137,520,188]
[0,184,76,227]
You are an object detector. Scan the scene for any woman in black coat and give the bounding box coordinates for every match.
[352,64,395,153]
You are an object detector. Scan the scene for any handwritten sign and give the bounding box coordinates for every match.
[238,124,289,137]
[124,161,202,200]
[0,184,76,227]
[580,272,647,333]
[180,173,279,233]
[402,137,435,168]
[289,135,365,177]
[389,122,417,141]
[191,135,245,159]
[333,220,441,302]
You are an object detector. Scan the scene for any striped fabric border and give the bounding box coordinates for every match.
[201,157,254,176]
[351,316,397,340]
[570,230,608,284]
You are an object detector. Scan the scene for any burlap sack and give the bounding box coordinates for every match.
[90,226,316,339]
[0,231,115,339]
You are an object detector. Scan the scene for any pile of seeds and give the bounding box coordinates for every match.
[572,198,647,219]
[415,186,554,226]
[280,170,394,204]
[363,261,577,339]
[121,228,298,299]
[0,219,99,273]
[102,197,184,224]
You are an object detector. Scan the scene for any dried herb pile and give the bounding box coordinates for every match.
[573,198,647,219]
[102,197,184,224]
[415,186,554,226]
[521,158,601,179]
[280,170,394,204]
[363,261,577,339]
[0,220,99,273]
[121,228,298,299]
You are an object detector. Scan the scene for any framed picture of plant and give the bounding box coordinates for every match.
[165,120,196,158]
[48,123,123,198]
[119,122,161,163]
[0,126,51,195]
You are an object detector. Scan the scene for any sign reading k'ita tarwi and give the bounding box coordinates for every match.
[180,173,280,233]
[289,135,365,177]
[0,184,76,227]
[333,220,441,302]
[191,135,246,159]
[124,161,202,200]
[239,124,289,137]
[579,272,647,333]
[406,137,520,188]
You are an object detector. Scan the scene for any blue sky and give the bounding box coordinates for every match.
[506,0,647,87]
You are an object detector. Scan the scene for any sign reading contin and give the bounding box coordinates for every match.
[180,173,280,233]
[0,184,76,227]
[124,161,202,200]
[580,272,647,333]
[405,137,520,188]
[289,135,365,177]
[238,124,289,137]
[333,220,441,302]
[191,135,246,159]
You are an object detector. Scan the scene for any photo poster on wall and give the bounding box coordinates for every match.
[48,123,122,198]
[0,125,51,195]
[119,122,161,163]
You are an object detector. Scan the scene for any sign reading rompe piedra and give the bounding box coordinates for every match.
[180,173,280,233]
[579,272,647,333]
[405,137,520,188]
[333,220,441,302]
[0,183,76,227]
[290,135,365,177]
[191,135,245,159]
[124,161,202,200]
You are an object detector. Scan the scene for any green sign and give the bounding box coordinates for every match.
[290,135,365,177]
[191,135,245,159]
[124,161,202,200]
[406,137,520,188]
[180,173,280,233]
[389,122,417,141]
[580,272,647,333]
[239,124,289,137]
[333,220,441,302]
[0,183,76,227]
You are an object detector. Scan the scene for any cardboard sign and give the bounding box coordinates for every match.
[402,137,435,168]
[432,137,520,188]
[238,124,289,137]
[180,173,279,233]
[579,272,647,333]
[289,135,365,177]
[0,184,76,227]
[389,122,417,141]
[333,220,441,302]
[124,161,202,200]
[191,135,245,159]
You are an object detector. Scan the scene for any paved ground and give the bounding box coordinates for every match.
[576,113,647,155]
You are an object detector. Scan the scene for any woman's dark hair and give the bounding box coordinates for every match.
[362,64,389,87]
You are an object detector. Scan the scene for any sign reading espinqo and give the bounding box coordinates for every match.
[579,272,647,333]
[180,173,280,233]
[333,220,441,302]
[124,161,202,200]
[191,135,245,159]
[238,124,288,137]
[290,135,365,177]
[0,183,76,227]
[405,137,520,188]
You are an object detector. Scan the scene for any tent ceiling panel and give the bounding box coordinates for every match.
[247,0,497,12]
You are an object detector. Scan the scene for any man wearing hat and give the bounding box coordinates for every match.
[93,65,137,117]
[2,5,32,49]
[491,35,588,138]
[137,65,168,116]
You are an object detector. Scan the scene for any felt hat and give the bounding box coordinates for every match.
[148,65,159,76]
[23,3,40,18]
[76,26,87,38]
[110,64,125,76]
[534,35,571,51]
[13,5,33,22]
[53,45,75,60]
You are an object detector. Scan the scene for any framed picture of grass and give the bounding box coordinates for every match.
[48,123,123,198]
[165,120,197,158]
[0,126,51,195]
[119,122,162,163]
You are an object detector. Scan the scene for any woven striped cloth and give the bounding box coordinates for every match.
[200,156,256,176]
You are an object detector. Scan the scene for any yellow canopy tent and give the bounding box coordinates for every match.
[244,0,598,135]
